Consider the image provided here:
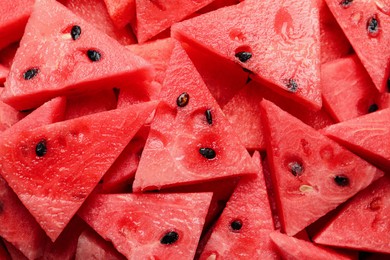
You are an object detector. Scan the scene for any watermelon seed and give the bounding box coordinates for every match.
[23,68,39,80]
[299,185,314,193]
[205,109,212,124]
[285,79,298,93]
[87,50,102,62]
[199,148,216,159]
[235,51,252,62]
[339,0,353,8]
[176,92,189,107]
[368,103,379,113]
[367,15,380,37]
[230,219,243,231]
[35,140,47,157]
[288,161,304,176]
[334,175,350,187]
[160,231,179,245]
[71,25,81,40]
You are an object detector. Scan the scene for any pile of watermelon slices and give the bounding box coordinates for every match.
[0,0,389,259]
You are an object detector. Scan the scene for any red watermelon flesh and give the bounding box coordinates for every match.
[133,42,258,192]
[0,42,19,68]
[103,0,135,29]
[318,0,352,64]
[314,175,390,254]
[3,240,28,260]
[99,126,150,193]
[65,0,136,45]
[322,55,390,122]
[182,42,248,108]
[64,89,117,120]
[78,192,212,259]
[0,64,8,84]
[325,0,390,93]
[200,151,277,259]
[0,101,157,241]
[76,229,126,260]
[1,0,153,111]
[172,0,322,110]
[0,0,34,50]
[134,0,214,43]
[0,101,24,133]
[270,231,356,260]
[260,99,383,236]
[322,108,390,171]
[0,240,10,260]
[196,0,240,15]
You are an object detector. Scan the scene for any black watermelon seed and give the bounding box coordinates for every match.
[71,25,81,40]
[334,175,350,187]
[87,50,102,62]
[230,219,243,231]
[368,103,379,113]
[367,16,379,36]
[235,52,252,62]
[199,148,216,159]
[286,79,298,93]
[176,92,189,107]
[35,140,47,157]
[160,231,179,245]
[23,68,39,80]
[0,201,3,214]
[339,0,353,7]
[205,109,213,125]
[288,161,304,176]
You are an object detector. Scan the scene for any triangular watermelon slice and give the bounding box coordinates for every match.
[78,192,212,259]
[322,108,390,171]
[0,101,157,241]
[1,0,153,111]
[103,0,135,29]
[172,0,322,110]
[260,99,383,236]
[134,0,215,43]
[313,175,390,254]
[270,231,356,260]
[200,152,278,259]
[325,0,390,93]
[133,42,258,192]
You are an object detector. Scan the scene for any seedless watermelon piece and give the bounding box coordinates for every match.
[76,229,126,260]
[270,231,355,260]
[0,101,158,241]
[172,0,322,110]
[133,42,258,192]
[322,55,390,122]
[1,0,153,111]
[103,0,135,29]
[78,193,212,259]
[314,176,390,254]
[200,152,278,259]
[134,0,215,43]
[322,108,390,171]
[260,99,383,236]
[0,0,34,50]
[325,0,390,93]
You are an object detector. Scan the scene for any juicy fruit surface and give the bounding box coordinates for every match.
[261,99,383,236]
[79,193,212,259]
[172,0,322,109]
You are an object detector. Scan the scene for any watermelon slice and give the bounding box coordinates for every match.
[103,0,135,29]
[200,152,278,259]
[78,192,212,259]
[134,0,214,43]
[325,0,390,93]
[172,0,322,110]
[0,101,157,241]
[133,42,258,192]
[270,231,355,259]
[1,0,153,111]
[314,176,390,254]
[260,99,383,236]
[322,108,390,171]
[0,0,34,50]
[322,55,390,122]
[76,229,126,260]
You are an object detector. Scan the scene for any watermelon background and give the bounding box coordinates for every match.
[0,0,389,259]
